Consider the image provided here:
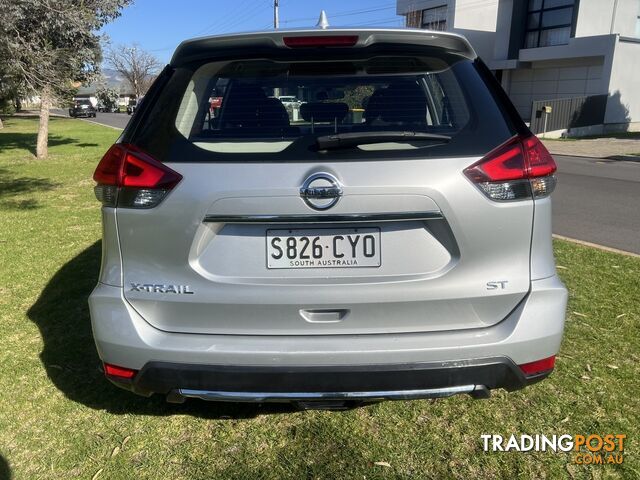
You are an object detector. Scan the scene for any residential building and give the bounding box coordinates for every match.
[397,0,640,135]
[73,68,135,109]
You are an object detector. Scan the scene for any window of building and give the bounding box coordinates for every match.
[524,0,575,48]
[422,5,448,31]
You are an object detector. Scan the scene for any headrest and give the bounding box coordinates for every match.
[365,83,427,125]
[222,84,289,128]
[300,102,349,123]
[257,97,290,127]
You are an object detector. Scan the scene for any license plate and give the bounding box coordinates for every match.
[266,228,381,269]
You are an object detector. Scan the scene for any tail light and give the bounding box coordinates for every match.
[464,134,557,201]
[518,355,556,377]
[93,144,182,208]
[283,35,359,48]
[103,362,138,380]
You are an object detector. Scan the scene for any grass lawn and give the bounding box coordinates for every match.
[0,116,639,479]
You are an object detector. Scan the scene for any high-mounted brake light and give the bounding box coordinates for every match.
[104,362,138,380]
[93,144,182,208]
[283,35,359,48]
[463,134,557,201]
[518,355,556,377]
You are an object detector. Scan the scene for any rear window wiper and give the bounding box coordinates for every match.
[316,131,451,150]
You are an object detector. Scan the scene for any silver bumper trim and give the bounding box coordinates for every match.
[176,384,478,403]
[202,211,443,224]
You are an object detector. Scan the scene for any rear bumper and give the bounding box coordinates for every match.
[108,356,550,402]
[89,275,567,399]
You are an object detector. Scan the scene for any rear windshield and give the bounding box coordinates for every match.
[133,52,516,162]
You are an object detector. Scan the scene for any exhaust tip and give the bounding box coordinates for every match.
[166,390,187,404]
[469,385,491,399]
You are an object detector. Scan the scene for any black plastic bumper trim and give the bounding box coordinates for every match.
[108,356,551,399]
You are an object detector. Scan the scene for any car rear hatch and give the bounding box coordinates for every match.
[96,29,549,336]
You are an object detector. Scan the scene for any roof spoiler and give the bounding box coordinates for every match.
[170,28,477,66]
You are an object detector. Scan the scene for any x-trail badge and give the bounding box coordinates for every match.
[300,172,343,210]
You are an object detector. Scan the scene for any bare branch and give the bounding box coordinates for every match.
[106,44,161,99]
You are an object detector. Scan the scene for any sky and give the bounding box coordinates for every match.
[101,0,404,63]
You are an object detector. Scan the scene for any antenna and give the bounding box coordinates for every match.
[274,0,279,29]
[316,10,329,29]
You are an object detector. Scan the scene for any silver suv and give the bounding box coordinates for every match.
[89,28,567,408]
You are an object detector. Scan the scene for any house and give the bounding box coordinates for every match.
[73,68,135,109]
[397,0,640,135]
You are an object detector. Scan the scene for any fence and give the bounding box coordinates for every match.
[529,94,607,135]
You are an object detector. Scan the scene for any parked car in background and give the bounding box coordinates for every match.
[127,98,142,115]
[69,99,96,118]
[90,28,567,410]
[274,95,305,122]
[276,95,303,107]
[210,96,223,110]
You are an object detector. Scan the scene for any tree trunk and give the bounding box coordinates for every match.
[0,117,3,129]
[36,88,51,159]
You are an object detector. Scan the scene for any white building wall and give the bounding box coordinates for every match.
[449,0,499,60]
[611,0,640,36]
[574,0,640,38]
[450,0,498,32]
[574,0,617,37]
[604,39,640,126]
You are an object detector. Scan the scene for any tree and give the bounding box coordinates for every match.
[0,36,20,129]
[106,44,161,100]
[96,85,120,112]
[342,85,375,110]
[0,80,20,127]
[0,0,131,157]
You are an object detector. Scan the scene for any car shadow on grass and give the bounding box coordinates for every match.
[0,454,11,480]
[27,241,295,419]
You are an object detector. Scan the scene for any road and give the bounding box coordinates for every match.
[53,109,131,130]
[553,155,640,254]
[55,111,640,254]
